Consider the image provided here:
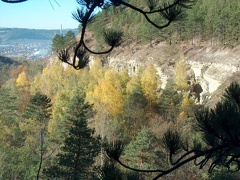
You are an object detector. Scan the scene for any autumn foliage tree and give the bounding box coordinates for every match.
[141,64,161,108]
[87,68,124,116]
[174,56,189,92]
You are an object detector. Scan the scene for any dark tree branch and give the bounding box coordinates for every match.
[120,0,173,29]
[105,136,238,179]
[116,159,165,173]
[105,143,230,179]
[72,2,97,69]
[152,143,230,180]
[170,149,200,165]
[1,0,28,3]
[83,41,114,54]
[2,0,195,70]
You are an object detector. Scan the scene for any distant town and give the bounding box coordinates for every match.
[0,27,78,61]
[0,41,52,60]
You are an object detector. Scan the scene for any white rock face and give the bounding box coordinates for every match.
[202,75,221,93]
[51,43,240,105]
[188,61,238,93]
[103,46,240,104]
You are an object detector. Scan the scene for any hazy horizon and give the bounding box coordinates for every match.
[0,26,78,30]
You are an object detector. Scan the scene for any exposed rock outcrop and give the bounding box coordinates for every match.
[104,43,240,104]
[49,41,240,105]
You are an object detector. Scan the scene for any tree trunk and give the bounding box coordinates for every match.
[36,130,44,180]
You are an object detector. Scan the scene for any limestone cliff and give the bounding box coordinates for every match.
[103,42,240,105]
[49,41,240,106]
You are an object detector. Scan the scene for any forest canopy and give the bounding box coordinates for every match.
[1,0,240,179]
[1,57,240,179]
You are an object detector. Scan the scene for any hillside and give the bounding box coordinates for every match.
[0,55,45,86]
[0,28,79,60]
[0,28,79,44]
[75,0,240,107]
[0,55,20,67]
[89,0,240,47]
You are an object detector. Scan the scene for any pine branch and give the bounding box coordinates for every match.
[1,0,28,3]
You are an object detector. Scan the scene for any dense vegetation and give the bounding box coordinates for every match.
[1,0,240,179]
[52,30,77,51]
[0,55,240,179]
[0,56,44,87]
[89,0,240,46]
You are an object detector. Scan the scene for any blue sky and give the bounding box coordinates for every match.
[0,0,80,29]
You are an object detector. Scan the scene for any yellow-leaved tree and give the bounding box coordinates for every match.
[126,75,142,96]
[181,93,193,106]
[140,64,161,107]
[16,70,29,89]
[87,57,105,92]
[86,68,124,167]
[30,74,41,95]
[60,66,86,98]
[87,69,124,116]
[119,68,130,94]
[37,62,65,97]
[48,91,71,142]
[15,68,31,112]
[104,69,122,89]
[86,68,124,140]
[174,55,189,92]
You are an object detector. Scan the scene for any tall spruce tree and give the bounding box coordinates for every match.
[159,79,183,108]
[43,92,100,180]
[52,34,65,52]
[123,128,164,179]
[24,92,52,180]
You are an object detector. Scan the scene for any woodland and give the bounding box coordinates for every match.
[1,0,240,180]
[87,0,240,47]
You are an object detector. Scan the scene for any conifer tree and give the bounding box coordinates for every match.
[64,30,77,49]
[23,92,52,180]
[52,34,65,52]
[159,79,182,109]
[43,92,100,180]
[123,128,165,180]
[158,79,183,121]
